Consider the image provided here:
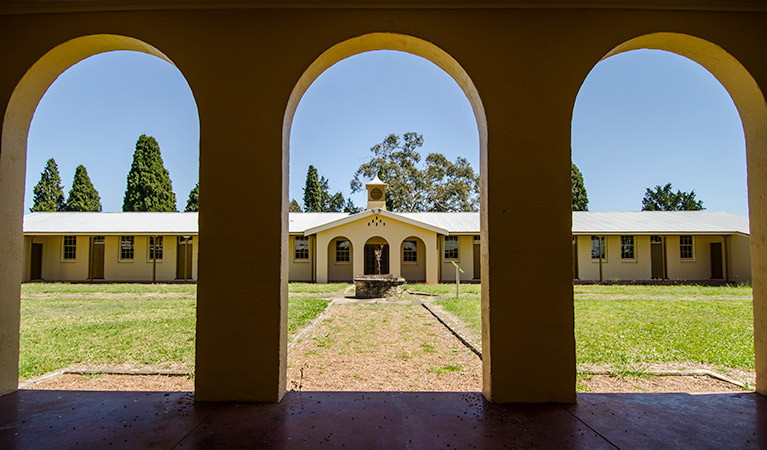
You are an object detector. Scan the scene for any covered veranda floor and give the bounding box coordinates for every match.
[1,389,764,449]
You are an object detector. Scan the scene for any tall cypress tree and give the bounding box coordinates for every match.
[65,165,102,211]
[571,163,589,211]
[303,165,322,212]
[31,158,66,212]
[185,183,199,212]
[123,134,177,211]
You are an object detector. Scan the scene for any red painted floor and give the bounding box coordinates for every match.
[0,390,764,449]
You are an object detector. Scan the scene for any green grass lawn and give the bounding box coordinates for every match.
[405,283,481,295]
[19,283,333,380]
[288,283,350,294]
[435,284,755,371]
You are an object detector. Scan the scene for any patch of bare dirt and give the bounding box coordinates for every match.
[287,301,482,391]
[29,374,193,391]
[22,292,191,299]
[580,374,742,393]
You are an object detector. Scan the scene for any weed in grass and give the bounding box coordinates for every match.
[431,365,461,375]
[397,351,412,360]
[421,343,436,353]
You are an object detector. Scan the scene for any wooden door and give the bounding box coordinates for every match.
[473,242,481,280]
[364,244,389,275]
[90,239,105,279]
[30,243,42,280]
[176,237,193,280]
[651,240,663,279]
[710,242,723,279]
[572,238,578,280]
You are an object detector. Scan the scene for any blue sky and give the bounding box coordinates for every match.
[25,48,747,216]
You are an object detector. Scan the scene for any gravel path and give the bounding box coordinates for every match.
[287,300,482,392]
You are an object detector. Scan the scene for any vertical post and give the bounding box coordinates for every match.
[152,236,157,283]
[724,235,730,283]
[89,236,94,282]
[183,237,188,282]
[456,264,460,298]
[598,236,603,283]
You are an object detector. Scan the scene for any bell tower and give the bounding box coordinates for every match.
[366,176,388,211]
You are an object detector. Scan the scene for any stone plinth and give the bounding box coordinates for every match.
[354,276,406,299]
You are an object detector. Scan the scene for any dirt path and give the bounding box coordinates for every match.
[286,299,482,391]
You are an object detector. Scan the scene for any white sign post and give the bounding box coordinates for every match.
[450,260,465,298]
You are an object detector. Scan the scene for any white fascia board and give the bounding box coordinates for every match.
[303,209,449,235]
[572,231,745,236]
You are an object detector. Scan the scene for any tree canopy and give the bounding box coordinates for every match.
[31,158,66,212]
[65,165,102,211]
[571,163,589,211]
[351,132,479,212]
[289,199,303,212]
[303,165,358,212]
[123,134,177,212]
[641,183,704,211]
[185,183,199,212]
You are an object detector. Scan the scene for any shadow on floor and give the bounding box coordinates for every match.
[0,389,764,449]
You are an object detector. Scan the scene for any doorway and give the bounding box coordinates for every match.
[711,242,724,279]
[364,244,389,275]
[30,243,43,280]
[651,236,664,279]
[176,236,193,280]
[89,236,105,280]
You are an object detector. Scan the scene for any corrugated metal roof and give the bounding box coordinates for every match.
[397,212,480,234]
[23,212,199,235]
[572,211,749,235]
[23,210,750,235]
[289,212,349,233]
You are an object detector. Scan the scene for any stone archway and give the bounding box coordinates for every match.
[578,32,767,394]
[0,34,189,396]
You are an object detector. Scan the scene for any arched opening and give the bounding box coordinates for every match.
[571,32,767,394]
[0,35,198,395]
[400,236,426,282]
[282,33,487,395]
[363,236,390,275]
[327,236,353,282]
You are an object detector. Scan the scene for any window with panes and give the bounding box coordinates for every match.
[679,235,694,260]
[336,240,350,262]
[444,236,458,260]
[620,236,635,260]
[120,236,134,260]
[63,236,77,260]
[149,236,163,260]
[403,240,417,262]
[295,237,309,260]
[591,236,606,260]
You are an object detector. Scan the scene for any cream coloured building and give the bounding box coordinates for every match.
[22,180,751,284]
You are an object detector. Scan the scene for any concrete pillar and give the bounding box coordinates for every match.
[352,238,365,278]
[315,235,329,284]
[390,238,402,278]
[424,236,439,284]
[479,37,577,403]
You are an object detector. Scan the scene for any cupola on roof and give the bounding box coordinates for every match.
[366,176,388,210]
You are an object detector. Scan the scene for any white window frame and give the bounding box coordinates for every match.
[61,235,77,262]
[620,235,636,262]
[147,236,164,262]
[591,236,606,262]
[403,240,418,264]
[444,236,459,261]
[294,236,309,262]
[335,239,350,264]
[679,235,695,261]
[119,236,135,262]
